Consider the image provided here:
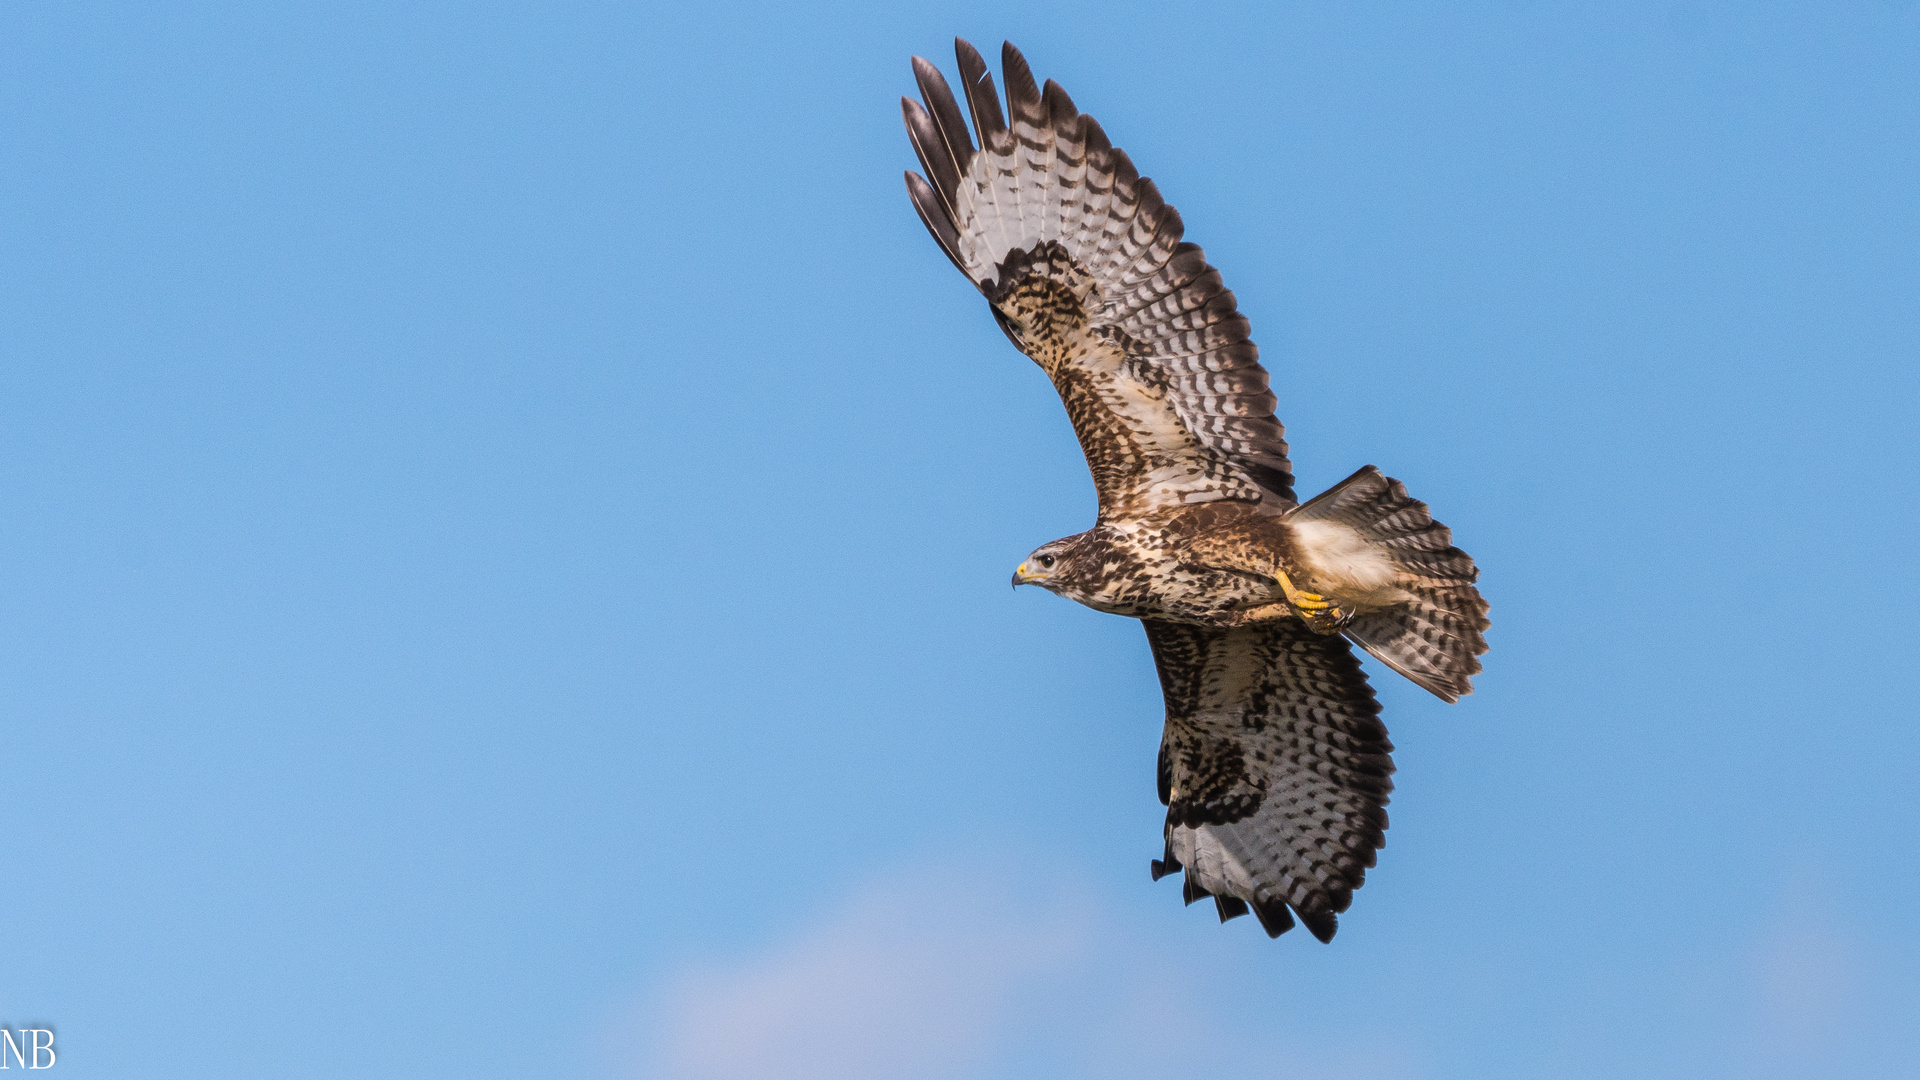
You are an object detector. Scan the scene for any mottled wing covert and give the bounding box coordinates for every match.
[904,40,1295,513]
[1143,619,1393,942]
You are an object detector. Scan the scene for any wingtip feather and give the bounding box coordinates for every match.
[1214,895,1250,923]
[1252,897,1296,938]
[1299,908,1339,943]
[1000,40,1042,117]
[904,170,968,278]
[955,38,1005,140]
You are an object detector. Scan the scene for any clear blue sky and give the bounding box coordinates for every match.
[4,2,1916,1077]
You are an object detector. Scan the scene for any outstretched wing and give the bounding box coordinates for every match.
[1143,619,1393,942]
[903,40,1295,516]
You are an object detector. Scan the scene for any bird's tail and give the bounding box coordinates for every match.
[1286,466,1489,702]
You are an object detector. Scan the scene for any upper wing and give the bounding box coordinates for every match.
[903,40,1295,516]
[1143,618,1394,942]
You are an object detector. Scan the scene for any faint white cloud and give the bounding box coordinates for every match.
[617,861,1088,1080]
[1745,878,1864,1059]
[606,855,1416,1080]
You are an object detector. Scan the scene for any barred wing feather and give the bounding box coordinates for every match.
[1144,619,1393,942]
[904,39,1295,512]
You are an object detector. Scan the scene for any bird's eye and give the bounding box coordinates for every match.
[1039,554,1056,568]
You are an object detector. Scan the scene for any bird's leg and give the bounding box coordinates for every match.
[1214,601,1297,628]
[1274,568,1352,635]
[1211,569,1352,633]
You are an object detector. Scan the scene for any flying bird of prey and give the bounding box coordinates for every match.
[901,40,1489,942]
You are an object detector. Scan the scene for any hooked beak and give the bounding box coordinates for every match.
[1011,561,1036,588]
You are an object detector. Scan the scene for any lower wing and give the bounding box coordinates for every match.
[1144,619,1395,942]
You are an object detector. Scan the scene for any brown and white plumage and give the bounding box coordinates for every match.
[1146,619,1391,942]
[904,40,1489,942]
[904,40,1292,514]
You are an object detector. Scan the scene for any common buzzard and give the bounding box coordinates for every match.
[902,40,1489,942]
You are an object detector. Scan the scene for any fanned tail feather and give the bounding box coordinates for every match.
[1289,466,1490,702]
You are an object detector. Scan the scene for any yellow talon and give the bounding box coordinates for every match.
[1275,569,1349,631]
[1272,568,1316,607]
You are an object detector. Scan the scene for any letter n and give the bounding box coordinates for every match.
[0,1028,22,1069]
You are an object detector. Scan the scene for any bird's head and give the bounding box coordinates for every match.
[1011,536,1086,594]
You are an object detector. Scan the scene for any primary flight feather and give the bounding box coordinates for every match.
[903,39,1489,943]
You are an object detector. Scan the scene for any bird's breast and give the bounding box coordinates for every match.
[1064,516,1277,622]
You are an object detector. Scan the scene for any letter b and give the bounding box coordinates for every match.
[27,1031,50,1069]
